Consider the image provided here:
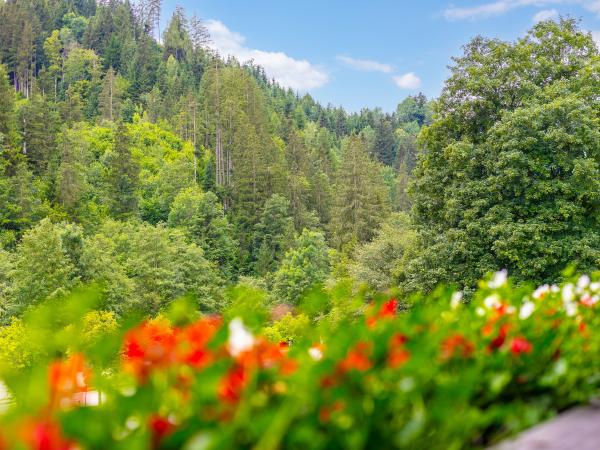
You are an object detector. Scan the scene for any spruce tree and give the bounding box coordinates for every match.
[106,122,139,219]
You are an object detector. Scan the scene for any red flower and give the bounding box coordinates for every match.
[175,317,221,369]
[441,334,475,360]
[510,337,532,355]
[123,320,177,381]
[338,342,372,372]
[486,323,511,351]
[19,418,76,450]
[366,299,398,327]
[149,414,175,449]
[381,299,399,317]
[218,365,247,404]
[388,333,410,369]
[48,353,91,409]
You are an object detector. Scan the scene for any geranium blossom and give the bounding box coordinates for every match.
[123,320,177,381]
[440,334,474,360]
[338,342,372,372]
[366,298,398,327]
[487,270,508,289]
[388,333,410,368]
[510,337,532,355]
[18,418,76,450]
[48,353,91,409]
[519,301,535,320]
[227,318,255,357]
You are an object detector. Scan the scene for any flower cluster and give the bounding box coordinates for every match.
[1,273,600,449]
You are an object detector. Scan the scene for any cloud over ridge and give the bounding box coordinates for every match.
[205,19,329,91]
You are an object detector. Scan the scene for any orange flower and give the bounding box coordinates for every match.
[440,334,474,360]
[218,365,247,404]
[175,317,221,369]
[388,333,410,369]
[338,342,372,372]
[123,320,177,381]
[48,353,91,410]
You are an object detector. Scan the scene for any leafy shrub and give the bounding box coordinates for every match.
[0,273,599,449]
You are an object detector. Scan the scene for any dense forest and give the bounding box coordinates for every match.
[0,0,598,324]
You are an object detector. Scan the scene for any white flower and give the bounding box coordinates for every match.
[476,307,486,317]
[562,284,575,304]
[590,282,600,293]
[550,284,560,293]
[519,301,535,320]
[227,318,255,357]
[565,302,578,317]
[450,291,463,309]
[484,294,501,310]
[577,275,590,290]
[533,284,550,300]
[308,345,323,361]
[488,270,508,289]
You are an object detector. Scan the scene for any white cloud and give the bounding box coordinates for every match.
[444,0,600,21]
[336,55,394,73]
[533,8,559,21]
[393,72,422,89]
[443,0,570,21]
[205,19,329,91]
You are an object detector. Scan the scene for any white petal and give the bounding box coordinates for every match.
[228,318,255,357]
[519,301,535,320]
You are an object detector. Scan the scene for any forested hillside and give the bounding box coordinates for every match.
[0,0,599,323]
[2,1,600,448]
[0,0,432,319]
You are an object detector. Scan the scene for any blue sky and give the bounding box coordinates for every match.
[162,0,600,112]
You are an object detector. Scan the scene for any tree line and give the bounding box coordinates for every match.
[0,0,598,319]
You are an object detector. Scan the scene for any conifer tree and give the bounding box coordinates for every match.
[106,122,139,219]
[330,135,391,250]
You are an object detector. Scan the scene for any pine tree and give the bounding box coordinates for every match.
[285,129,313,230]
[99,67,126,121]
[372,118,396,166]
[43,30,63,101]
[252,194,295,275]
[17,94,60,174]
[330,135,391,250]
[0,64,15,145]
[106,122,139,219]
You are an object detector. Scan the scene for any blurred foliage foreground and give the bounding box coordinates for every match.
[0,273,600,450]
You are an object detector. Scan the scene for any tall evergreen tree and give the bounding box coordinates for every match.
[106,122,139,219]
[330,135,390,250]
[372,118,396,166]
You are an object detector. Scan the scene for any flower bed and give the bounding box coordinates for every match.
[1,273,599,449]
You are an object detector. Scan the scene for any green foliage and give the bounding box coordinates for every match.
[0,318,32,371]
[350,213,417,291]
[262,312,310,343]
[272,229,331,304]
[2,274,600,449]
[330,135,391,250]
[82,220,223,314]
[168,187,239,280]
[8,219,78,317]
[252,194,295,275]
[105,121,139,219]
[408,19,600,293]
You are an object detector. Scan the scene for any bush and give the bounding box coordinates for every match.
[0,273,599,449]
